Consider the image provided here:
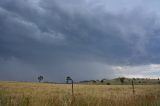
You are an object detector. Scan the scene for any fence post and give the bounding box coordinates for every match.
[71,79,74,96]
[132,80,135,94]
[66,76,74,96]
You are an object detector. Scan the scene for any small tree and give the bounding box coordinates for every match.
[101,80,104,83]
[38,75,43,82]
[66,76,72,84]
[119,77,125,84]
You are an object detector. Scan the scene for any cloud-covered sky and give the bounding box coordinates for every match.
[0,0,160,82]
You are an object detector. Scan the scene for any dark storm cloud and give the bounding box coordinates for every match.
[0,0,160,81]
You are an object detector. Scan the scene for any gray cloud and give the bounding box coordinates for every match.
[0,0,160,82]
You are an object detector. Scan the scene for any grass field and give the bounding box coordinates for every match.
[0,81,160,106]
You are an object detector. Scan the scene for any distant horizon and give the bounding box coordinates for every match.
[0,76,159,83]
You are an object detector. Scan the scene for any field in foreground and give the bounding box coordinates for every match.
[0,81,160,106]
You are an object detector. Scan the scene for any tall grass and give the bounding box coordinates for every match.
[0,81,160,106]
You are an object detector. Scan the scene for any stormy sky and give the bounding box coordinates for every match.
[0,0,160,82]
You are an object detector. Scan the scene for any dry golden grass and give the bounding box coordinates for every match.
[0,81,160,106]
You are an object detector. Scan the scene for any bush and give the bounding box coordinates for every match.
[106,82,110,85]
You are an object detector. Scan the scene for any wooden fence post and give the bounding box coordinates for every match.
[71,79,74,96]
[66,76,74,96]
[132,80,135,94]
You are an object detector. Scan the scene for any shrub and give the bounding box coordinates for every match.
[106,82,110,85]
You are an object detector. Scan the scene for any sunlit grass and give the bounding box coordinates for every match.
[0,81,160,106]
